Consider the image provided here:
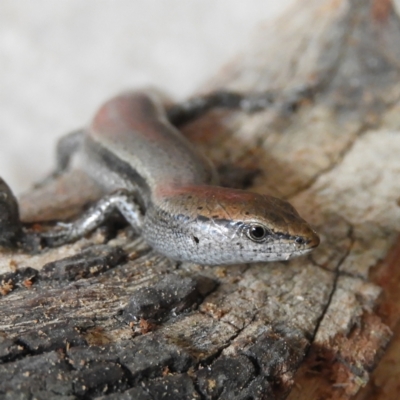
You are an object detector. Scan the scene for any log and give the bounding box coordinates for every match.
[1,0,400,399]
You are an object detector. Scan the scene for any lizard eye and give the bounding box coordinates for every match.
[247,224,268,242]
[295,236,306,245]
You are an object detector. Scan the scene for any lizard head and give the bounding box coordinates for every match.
[151,185,320,265]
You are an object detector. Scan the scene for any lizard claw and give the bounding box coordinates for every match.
[40,227,73,247]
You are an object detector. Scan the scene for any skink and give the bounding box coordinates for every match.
[2,90,320,265]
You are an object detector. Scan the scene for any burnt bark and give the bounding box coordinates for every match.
[1,0,400,399]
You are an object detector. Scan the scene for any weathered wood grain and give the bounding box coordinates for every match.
[1,0,400,399]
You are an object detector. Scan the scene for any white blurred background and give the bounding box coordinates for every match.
[0,0,293,193]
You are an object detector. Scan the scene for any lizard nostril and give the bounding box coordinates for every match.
[295,237,305,245]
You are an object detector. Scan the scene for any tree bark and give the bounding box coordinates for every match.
[1,0,400,399]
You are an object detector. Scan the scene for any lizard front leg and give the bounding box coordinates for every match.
[40,189,144,247]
